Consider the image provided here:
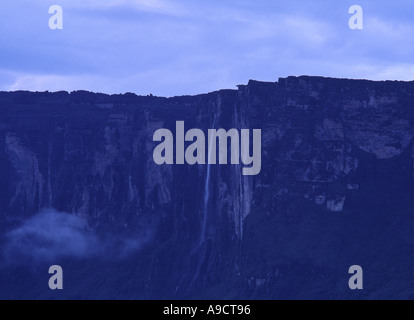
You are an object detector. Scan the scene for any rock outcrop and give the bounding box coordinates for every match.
[0,76,413,299]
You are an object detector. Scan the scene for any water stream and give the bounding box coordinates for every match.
[199,114,216,245]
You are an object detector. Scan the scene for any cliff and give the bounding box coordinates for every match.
[0,76,413,299]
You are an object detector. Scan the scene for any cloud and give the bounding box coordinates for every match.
[1,1,414,96]
[364,64,414,81]
[2,209,150,264]
[52,0,186,16]
[5,72,103,93]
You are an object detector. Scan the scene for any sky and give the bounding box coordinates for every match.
[0,0,414,97]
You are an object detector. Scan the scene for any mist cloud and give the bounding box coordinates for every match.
[2,209,149,264]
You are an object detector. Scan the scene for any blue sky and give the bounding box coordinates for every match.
[1,0,414,96]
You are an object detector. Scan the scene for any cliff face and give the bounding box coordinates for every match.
[0,76,413,299]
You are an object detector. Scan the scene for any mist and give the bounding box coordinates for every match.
[2,208,150,264]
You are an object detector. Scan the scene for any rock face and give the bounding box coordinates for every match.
[0,76,414,299]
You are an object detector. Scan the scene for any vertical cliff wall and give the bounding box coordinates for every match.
[1,76,414,299]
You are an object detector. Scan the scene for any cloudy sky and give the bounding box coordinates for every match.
[0,0,413,96]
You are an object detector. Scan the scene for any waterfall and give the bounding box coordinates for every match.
[47,141,53,208]
[199,114,216,245]
[187,114,217,293]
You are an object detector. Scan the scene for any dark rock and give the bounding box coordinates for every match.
[0,76,413,299]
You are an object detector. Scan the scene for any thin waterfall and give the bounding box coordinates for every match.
[187,114,216,292]
[199,114,216,245]
[47,140,52,208]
